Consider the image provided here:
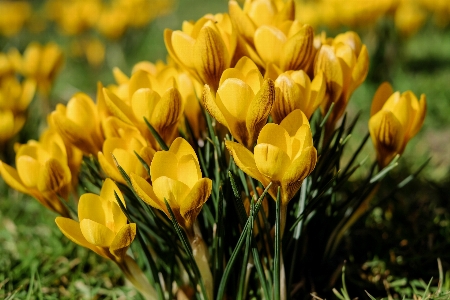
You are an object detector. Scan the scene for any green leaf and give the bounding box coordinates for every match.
[143,117,169,151]
[274,187,282,300]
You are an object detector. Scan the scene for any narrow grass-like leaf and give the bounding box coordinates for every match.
[365,290,377,300]
[320,102,335,128]
[274,187,281,300]
[164,199,208,300]
[143,117,169,151]
[133,151,150,176]
[370,155,400,183]
[228,171,248,227]
[216,183,272,300]
[237,200,254,299]
[340,132,370,178]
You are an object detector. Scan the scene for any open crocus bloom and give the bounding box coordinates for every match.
[55,178,135,262]
[131,137,212,233]
[202,56,275,149]
[369,82,426,167]
[226,109,317,205]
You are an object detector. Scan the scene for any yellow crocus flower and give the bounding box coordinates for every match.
[0,129,72,216]
[226,109,316,205]
[0,76,36,143]
[98,131,155,184]
[272,70,326,123]
[226,109,316,235]
[164,14,237,91]
[0,1,31,37]
[50,92,104,155]
[55,179,156,299]
[20,42,64,95]
[369,82,426,167]
[201,56,275,149]
[130,137,212,233]
[254,20,315,72]
[314,31,369,131]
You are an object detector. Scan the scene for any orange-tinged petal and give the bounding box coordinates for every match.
[150,151,178,181]
[225,141,267,184]
[254,143,291,182]
[151,87,182,139]
[254,26,286,66]
[314,45,343,105]
[180,178,212,229]
[37,158,70,193]
[351,45,369,89]
[370,82,393,117]
[409,94,426,140]
[80,219,115,247]
[130,173,164,211]
[109,223,136,259]
[55,217,110,259]
[153,176,190,209]
[282,146,317,186]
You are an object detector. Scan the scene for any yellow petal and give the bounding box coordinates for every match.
[150,151,178,181]
[112,67,129,85]
[0,161,29,194]
[281,146,317,190]
[254,143,291,182]
[171,31,196,69]
[229,0,256,43]
[254,25,286,66]
[98,151,123,183]
[257,123,289,154]
[151,87,182,140]
[78,193,107,224]
[80,219,115,247]
[55,217,110,259]
[180,178,212,229]
[281,24,314,71]
[314,45,343,105]
[130,173,165,212]
[351,45,369,90]
[109,223,136,259]
[177,154,202,188]
[100,178,125,207]
[273,73,300,124]
[37,158,70,193]
[218,78,254,121]
[103,88,135,125]
[279,109,309,136]
[369,110,404,167]
[193,25,228,90]
[409,93,426,141]
[128,70,152,100]
[225,141,267,184]
[370,82,394,117]
[246,79,275,148]
[169,137,200,164]
[201,84,229,128]
[131,88,160,125]
[16,156,41,188]
[153,176,190,209]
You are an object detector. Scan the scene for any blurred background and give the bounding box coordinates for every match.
[1,0,450,298]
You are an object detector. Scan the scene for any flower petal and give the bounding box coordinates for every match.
[130,173,165,212]
[153,176,190,209]
[177,154,202,188]
[100,178,125,207]
[109,223,136,260]
[201,84,229,128]
[254,143,291,182]
[370,82,394,117]
[180,178,212,230]
[78,193,107,224]
[281,24,314,71]
[131,88,160,125]
[0,161,29,194]
[254,25,286,66]
[225,141,267,184]
[80,219,116,247]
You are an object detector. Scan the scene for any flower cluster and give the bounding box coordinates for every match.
[0,0,428,298]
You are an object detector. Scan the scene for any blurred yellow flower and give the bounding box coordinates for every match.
[0,1,31,37]
[226,109,317,205]
[314,31,369,131]
[202,57,275,149]
[51,93,104,155]
[131,137,212,233]
[165,13,237,90]
[272,70,325,123]
[369,82,426,167]
[21,42,64,95]
[0,76,36,143]
[0,128,73,216]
